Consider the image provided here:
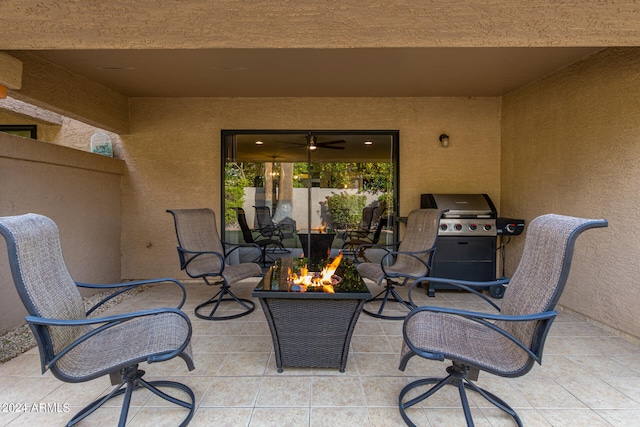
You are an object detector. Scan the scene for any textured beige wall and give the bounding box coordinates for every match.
[1,1,639,48]
[501,47,640,340]
[5,52,129,134]
[121,97,501,279]
[0,134,125,332]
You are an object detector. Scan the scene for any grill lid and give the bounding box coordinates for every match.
[421,194,497,218]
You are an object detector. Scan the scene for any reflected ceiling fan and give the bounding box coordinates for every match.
[306,132,346,150]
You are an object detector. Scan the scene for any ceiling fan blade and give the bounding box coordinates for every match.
[316,144,345,150]
[316,139,346,146]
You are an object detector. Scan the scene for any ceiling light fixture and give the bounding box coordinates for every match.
[255,140,264,145]
[439,134,450,147]
[308,133,317,151]
[364,140,373,146]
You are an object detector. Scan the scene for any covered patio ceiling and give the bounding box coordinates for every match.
[16,47,601,98]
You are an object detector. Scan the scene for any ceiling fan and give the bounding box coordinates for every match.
[306,132,346,150]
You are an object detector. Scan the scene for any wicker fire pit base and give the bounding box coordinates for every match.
[253,258,371,372]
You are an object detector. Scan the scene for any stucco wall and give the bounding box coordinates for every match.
[121,97,501,279]
[2,1,639,49]
[0,133,125,333]
[501,47,640,340]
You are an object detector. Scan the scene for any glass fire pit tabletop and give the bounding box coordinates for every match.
[253,256,370,297]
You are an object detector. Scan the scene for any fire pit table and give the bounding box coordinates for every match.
[253,256,371,372]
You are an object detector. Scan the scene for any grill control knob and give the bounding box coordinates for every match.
[454,223,463,231]
[440,224,448,231]
[505,223,516,233]
[469,224,477,231]
[484,224,492,231]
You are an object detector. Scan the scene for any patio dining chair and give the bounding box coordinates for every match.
[341,205,380,244]
[356,208,444,320]
[0,213,195,427]
[235,207,281,266]
[254,205,296,245]
[167,208,262,320]
[398,214,608,427]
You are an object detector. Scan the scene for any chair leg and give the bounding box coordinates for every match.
[398,362,523,427]
[66,365,195,427]
[196,280,255,320]
[362,280,415,320]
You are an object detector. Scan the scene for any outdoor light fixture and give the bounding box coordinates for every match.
[308,133,317,150]
[255,140,264,145]
[439,134,449,147]
[364,140,373,146]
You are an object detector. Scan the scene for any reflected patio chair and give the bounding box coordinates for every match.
[341,205,379,251]
[254,205,295,245]
[0,213,195,427]
[167,208,262,320]
[399,214,608,427]
[356,209,443,320]
[235,207,281,266]
[343,217,388,262]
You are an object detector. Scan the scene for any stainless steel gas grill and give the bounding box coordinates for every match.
[420,194,498,297]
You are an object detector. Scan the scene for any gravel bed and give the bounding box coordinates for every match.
[0,285,149,364]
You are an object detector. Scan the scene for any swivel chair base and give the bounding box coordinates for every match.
[362,280,414,320]
[399,362,522,427]
[68,364,195,427]
[196,281,255,320]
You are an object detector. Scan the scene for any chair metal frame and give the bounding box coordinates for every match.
[398,214,608,427]
[168,208,262,321]
[235,207,281,266]
[0,213,195,427]
[253,205,295,252]
[356,209,444,320]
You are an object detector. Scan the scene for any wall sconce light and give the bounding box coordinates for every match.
[439,134,449,147]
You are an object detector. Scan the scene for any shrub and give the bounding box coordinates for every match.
[324,192,366,229]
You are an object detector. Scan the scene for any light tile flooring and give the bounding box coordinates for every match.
[1,277,640,426]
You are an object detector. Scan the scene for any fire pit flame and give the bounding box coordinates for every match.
[287,252,343,293]
[311,222,328,233]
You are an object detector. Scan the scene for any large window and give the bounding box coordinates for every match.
[222,130,398,260]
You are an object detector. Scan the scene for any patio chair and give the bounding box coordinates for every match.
[254,205,296,244]
[235,207,281,266]
[342,216,388,262]
[0,213,195,427]
[341,206,380,252]
[167,208,262,320]
[398,214,608,427]
[356,208,443,320]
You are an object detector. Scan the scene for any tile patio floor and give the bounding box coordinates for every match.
[1,276,640,426]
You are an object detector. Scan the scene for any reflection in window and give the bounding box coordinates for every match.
[222,131,398,260]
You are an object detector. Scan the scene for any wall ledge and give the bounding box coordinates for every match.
[0,133,125,175]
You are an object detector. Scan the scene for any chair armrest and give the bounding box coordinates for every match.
[176,247,225,273]
[353,241,400,263]
[408,276,510,311]
[380,247,436,277]
[221,240,261,258]
[26,307,192,371]
[404,305,557,364]
[76,278,187,315]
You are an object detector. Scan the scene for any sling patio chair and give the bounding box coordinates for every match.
[356,208,444,320]
[0,213,195,427]
[253,205,295,248]
[167,208,263,320]
[399,214,608,427]
[235,207,281,266]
